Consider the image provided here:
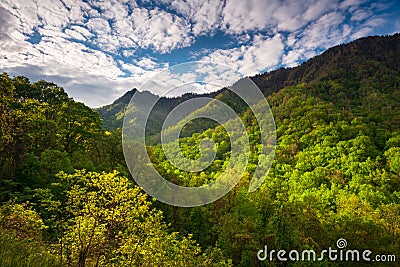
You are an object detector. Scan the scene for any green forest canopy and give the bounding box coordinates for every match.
[1,34,400,266]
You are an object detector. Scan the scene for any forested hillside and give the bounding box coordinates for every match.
[98,34,400,134]
[1,33,400,266]
[0,74,230,266]
[97,88,221,135]
[146,34,400,266]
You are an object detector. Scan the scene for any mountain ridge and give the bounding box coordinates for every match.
[97,33,400,132]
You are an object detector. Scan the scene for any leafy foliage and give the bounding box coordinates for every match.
[146,34,400,266]
[54,170,226,267]
[1,33,400,266]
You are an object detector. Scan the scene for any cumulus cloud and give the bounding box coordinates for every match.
[281,0,392,68]
[282,11,349,67]
[126,7,193,53]
[202,34,284,76]
[137,62,243,97]
[0,0,397,107]
[160,0,224,36]
[221,0,276,34]
[221,0,341,34]
[0,7,27,58]
[0,0,194,106]
[136,57,159,70]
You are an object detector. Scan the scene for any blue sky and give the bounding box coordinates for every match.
[0,0,399,107]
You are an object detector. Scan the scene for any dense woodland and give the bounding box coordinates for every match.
[1,34,400,266]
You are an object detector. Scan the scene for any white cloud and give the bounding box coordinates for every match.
[97,0,134,20]
[303,0,336,21]
[220,0,342,34]
[339,0,366,11]
[272,0,309,31]
[221,0,278,34]
[136,62,243,97]
[350,27,373,39]
[0,0,194,106]
[119,61,146,75]
[3,0,70,33]
[120,7,193,54]
[282,11,350,66]
[0,7,27,58]
[202,34,284,76]
[64,28,86,41]
[280,0,395,69]
[0,0,398,107]
[351,9,373,21]
[195,62,243,89]
[136,57,159,70]
[161,0,224,36]
[86,17,111,35]
[1,0,195,56]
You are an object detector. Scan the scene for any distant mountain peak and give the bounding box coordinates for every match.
[97,33,400,132]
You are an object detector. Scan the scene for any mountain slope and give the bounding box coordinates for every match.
[97,33,400,134]
[146,34,400,266]
[97,88,221,134]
